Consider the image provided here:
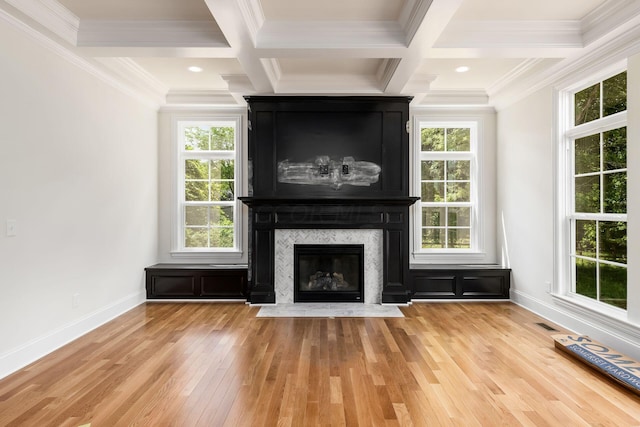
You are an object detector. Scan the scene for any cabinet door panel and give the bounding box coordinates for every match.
[461,275,505,297]
[412,275,456,298]
[200,274,246,298]
[152,276,195,297]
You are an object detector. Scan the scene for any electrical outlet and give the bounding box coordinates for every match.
[545,281,551,293]
[6,219,17,237]
[72,293,80,309]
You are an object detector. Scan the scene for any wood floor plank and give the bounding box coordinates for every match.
[1,302,640,426]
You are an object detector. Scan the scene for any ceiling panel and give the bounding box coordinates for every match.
[133,58,244,90]
[418,58,526,89]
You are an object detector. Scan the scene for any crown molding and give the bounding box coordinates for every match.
[491,21,640,110]
[165,90,239,107]
[418,90,489,107]
[220,74,254,104]
[581,0,640,46]
[221,74,255,93]
[0,6,163,109]
[402,74,437,94]
[436,20,583,49]
[398,0,433,45]
[256,58,281,92]
[4,0,78,44]
[487,58,547,96]
[378,58,402,91]
[236,0,265,43]
[77,20,228,48]
[98,57,168,95]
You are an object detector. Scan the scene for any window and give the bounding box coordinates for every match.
[174,118,242,253]
[565,70,627,310]
[414,120,479,256]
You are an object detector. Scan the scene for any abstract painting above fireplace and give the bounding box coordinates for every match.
[245,96,411,199]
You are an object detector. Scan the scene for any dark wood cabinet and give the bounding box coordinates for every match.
[410,266,511,299]
[145,264,247,299]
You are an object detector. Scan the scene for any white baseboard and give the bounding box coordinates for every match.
[0,291,145,380]
[511,289,640,361]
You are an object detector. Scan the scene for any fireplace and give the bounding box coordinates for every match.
[241,96,417,304]
[294,244,364,302]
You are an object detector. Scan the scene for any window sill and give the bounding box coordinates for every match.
[170,250,245,263]
[551,293,640,339]
[411,251,488,265]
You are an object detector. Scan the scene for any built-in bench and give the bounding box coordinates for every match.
[409,265,511,299]
[145,264,510,301]
[145,264,248,300]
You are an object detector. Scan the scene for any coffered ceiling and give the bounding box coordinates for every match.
[3,0,640,108]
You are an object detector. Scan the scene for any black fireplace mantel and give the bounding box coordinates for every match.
[239,197,419,207]
[240,197,419,304]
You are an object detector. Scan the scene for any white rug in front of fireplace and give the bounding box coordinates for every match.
[274,229,383,304]
[257,303,404,318]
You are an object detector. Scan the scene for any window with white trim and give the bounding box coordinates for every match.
[175,118,242,253]
[564,69,627,310]
[414,121,479,255]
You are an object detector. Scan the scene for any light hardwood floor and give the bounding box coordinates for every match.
[0,302,639,426]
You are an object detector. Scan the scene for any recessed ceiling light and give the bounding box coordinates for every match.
[455,66,470,73]
[188,66,203,73]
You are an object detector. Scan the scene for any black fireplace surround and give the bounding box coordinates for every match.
[240,96,418,304]
[295,244,364,302]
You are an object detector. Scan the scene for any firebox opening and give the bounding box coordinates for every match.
[294,244,364,303]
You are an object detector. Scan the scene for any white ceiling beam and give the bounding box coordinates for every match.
[251,47,408,59]
[256,21,405,49]
[384,0,465,94]
[434,20,583,49]
[235,0,265,43]
[398,0,434,45]
[402,73,437,94]
[582,0,640,46]
[76,20,229,48]
[423,46,583,59]
[75,46,235,58]
[205,0,275,94]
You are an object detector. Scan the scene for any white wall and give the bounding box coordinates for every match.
[497,74,640,359]
[0,17,158,378]
[496,87,555,300]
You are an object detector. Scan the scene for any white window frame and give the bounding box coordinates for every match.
[555,62,628,319]
[412,118,485,263]
[171,115,244,260]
